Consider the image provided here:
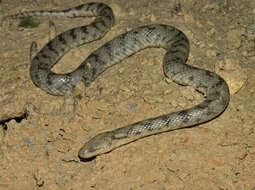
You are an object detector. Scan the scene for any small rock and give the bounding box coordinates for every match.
[202,3,220,12]
[150,14,156,22]
[33,170,45,187]
[226,29,242,49]
[215,58,247,95]
[206,49,217,57]
[124,103,137,113]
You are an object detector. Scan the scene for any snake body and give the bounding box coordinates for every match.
[9,2,230,159]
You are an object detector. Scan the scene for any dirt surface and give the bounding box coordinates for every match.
[0,0,255,189]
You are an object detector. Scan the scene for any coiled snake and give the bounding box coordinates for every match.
[7,2,230,160]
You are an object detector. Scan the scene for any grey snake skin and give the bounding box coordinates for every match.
[8,2,230,159]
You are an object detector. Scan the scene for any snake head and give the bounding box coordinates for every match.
[78,131,115,160]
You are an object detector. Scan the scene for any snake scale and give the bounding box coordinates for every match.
[7,2,230,160]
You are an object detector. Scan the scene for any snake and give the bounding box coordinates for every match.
[7,2,230,160]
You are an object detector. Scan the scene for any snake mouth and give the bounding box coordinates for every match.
[78,154,96,162]
[78,146,109,161]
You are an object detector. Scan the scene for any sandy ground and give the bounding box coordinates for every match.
[0,0,255,189]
